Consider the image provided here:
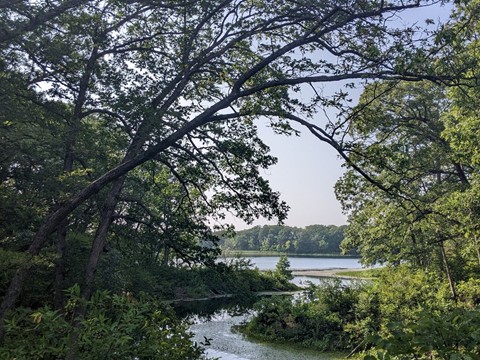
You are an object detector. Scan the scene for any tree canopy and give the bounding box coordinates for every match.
[221,224,348,254]
[0,0,464,346]
[336,1,480,300]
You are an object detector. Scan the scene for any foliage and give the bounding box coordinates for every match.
[220,224,350,254]
[372,267,453,329]
[0,0,449,325]
[241,279,367,351]
[274,255,294,283]
[238,3,480,359]
[242,266,480,358]
[96,255,296,301]
[0,286,205,359]
[0,0,476,356]
[367,308,480,360]
[333,1,480,301]
[335,80,464,270]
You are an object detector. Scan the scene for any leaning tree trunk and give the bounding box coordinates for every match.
[80,177,125,302]
[0,153,145,339]
[0,80,244,338]
[54,223,68,310]
[65,177,126,360]
[440,242,457,301]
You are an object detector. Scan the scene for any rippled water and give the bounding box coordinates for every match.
[190,310,338,360]
[184,257,357,359]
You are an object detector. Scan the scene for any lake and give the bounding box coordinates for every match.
[245,256,361,271]
[186,256,362,359]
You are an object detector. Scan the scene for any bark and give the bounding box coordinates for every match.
[474,234,480,268]
[440,242,457,301]
[0,151,143,337]
[54,224,68,310]
[65,178,125,360]
[80,178,125,301]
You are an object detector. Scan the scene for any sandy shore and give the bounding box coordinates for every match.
[291,267,367,279]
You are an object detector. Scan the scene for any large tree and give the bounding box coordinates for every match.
[0,0,457,334]
[336,1,480,299]
[336,81,466,267]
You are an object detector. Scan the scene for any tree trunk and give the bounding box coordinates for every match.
[65,178,125,360]
[0,88,234,337]
[474,234,480,268]
[54,134,76,311]
[0,157,136,338]
[80,178,125,301]
[54,223,68,310]
[440,242,457,301]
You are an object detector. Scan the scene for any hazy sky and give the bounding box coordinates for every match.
[256,123,348,228]
[227,4,453,230]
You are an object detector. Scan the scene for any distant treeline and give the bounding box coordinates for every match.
[220,224,352,254]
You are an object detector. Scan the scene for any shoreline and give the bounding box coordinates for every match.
[291,267,368,279]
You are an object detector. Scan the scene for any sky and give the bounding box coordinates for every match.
[227,3,453,231]
[251,122,348,228]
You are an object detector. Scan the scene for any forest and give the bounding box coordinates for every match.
[220,224,348,254]
[1,0,480,359]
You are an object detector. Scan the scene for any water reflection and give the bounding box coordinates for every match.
[292,275,356,287]
[188,309,337,360]
[177,256,363,359]
[176,295,339,360]
[174,295,256,321]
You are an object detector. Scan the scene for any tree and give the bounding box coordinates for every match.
[274,255,293,282]
[223,225,346,254]
[438,0,480,270]
[335,80,472,298]
[334,0,480,296]
[0,0,456,335]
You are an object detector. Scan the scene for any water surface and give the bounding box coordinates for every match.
[245,256,361,271]
[190,309,339,360]
[186,256,358,359]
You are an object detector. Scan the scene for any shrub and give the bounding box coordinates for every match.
[240,280,367,351]
[0,286,206,360]
[367,308,480,360]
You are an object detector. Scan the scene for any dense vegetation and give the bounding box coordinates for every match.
[241,267,480,358]
[220,224,348,254]
[1,289,205,359]
[240,1,480,359]
[1,0,479,358]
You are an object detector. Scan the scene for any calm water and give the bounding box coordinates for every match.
[246,256,361,271]
[186,256,359,359]
[190,310,338,360]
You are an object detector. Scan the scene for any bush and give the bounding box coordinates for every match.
[240,279,367,351]
[368,308,480,360]
[0,286,206,360]
[240,266,474,356]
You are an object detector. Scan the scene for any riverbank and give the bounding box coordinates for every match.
[291,267,374,279]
